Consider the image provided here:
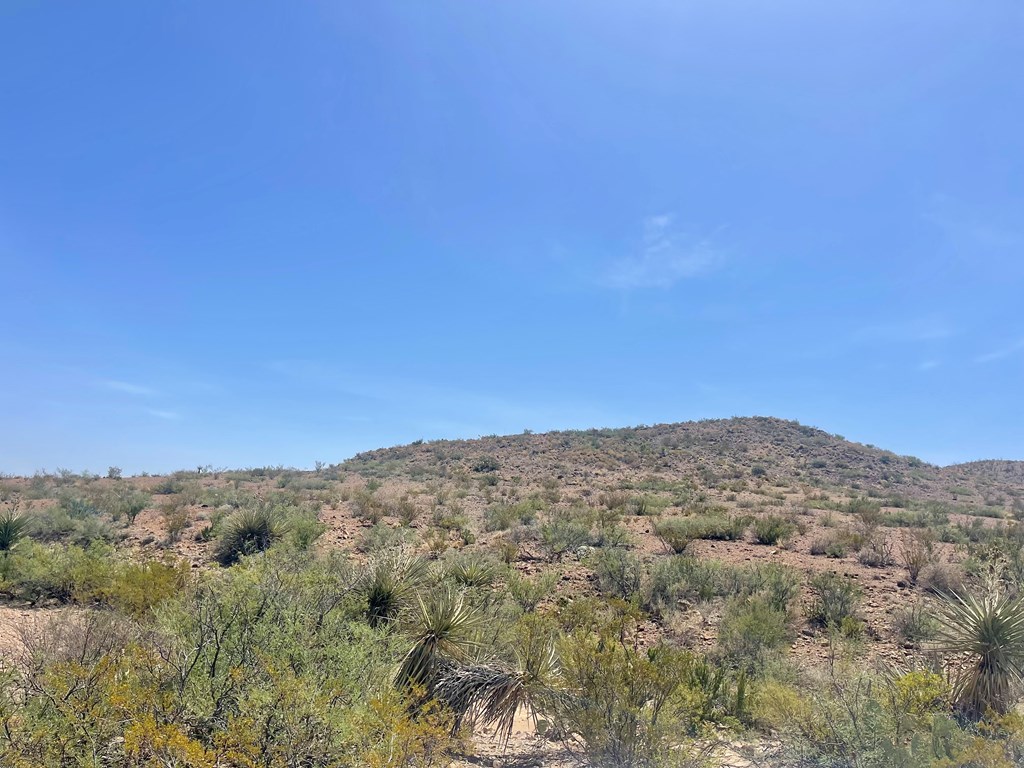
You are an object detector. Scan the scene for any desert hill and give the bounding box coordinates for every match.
[3,416,1024,767]
[344,416,1024,514]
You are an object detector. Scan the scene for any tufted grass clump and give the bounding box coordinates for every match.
[654,514,749,554]
[214,505,286,565]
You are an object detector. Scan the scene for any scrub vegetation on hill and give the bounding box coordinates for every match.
[2,417,1024,767]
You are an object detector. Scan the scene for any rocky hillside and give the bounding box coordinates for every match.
[343,416,1024,515]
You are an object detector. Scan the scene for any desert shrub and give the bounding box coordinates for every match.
[807,571,862,629]
[589,548,643,602]
[29,503,118,545]
[57,492,100,519]
[857,534,895,567]
[0,540,117,604]
[646,557,798,618]
[214,504,286,565]
[893,601,939,645]
[358,522,413,553]
[718,595,791,671]
[96,557,192,617]
[98,485,150,523]
[653,514,748,553]
[484,499,542,531]
[899,529,935,583]
[752,515,796,545]
[160,502,190,543]
[809,529,861,558]
[351,488,385,524]
[919,561,965,595]
[390,495,421,526]
[540,507,592,559]
[152,477,182,495]
[598,490,631,510]
[471,456,500,473]
[507,570,558,612]
[647,556,724,611]
[281,508,326,552]
[726,562,801,614]
[848,497,884,532]
[553,627,729,767]
[591,517,631,548]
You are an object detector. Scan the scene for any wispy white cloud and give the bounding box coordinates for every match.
[603,214,725,289]
[853,317,955,344]
[146,409,181,421]
[918,359,941,372]
[101,379,158,397]
[975,338,1024,364]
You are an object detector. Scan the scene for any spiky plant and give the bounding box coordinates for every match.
[435,622,561,744]
[396,588,483,694]
[360,550,429,628]
[446,553,498,588]
[0,507,28,552]
[934,590,1024,717]
[214,504,285,565]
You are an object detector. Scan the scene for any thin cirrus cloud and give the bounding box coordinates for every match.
[602,214,725,290]
[975,338,1024,364]
[853,317,955,344]
[146,409,181,421]
[100,379,159,397]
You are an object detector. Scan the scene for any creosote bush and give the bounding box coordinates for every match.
[807,571,862,629]
[653,513,749,553]
[752,514,796,545]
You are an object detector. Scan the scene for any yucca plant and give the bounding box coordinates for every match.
[360,550,429,628]
[396,588,483,694]
[214,504,285,565]
[934,590,1024,717]
[0,506,28,552]
[435,618,561,744]
[446,552,498,588]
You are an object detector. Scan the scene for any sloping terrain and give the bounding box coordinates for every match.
[2,416,1024,766]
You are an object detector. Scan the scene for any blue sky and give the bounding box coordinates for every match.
[2,1,1022,474]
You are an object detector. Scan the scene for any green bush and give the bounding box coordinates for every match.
[654,514,749,553]
[752,515,796,545]
[507,570,558,612]
[589,548,642,602]
[807,571,862,628]
[554,627,730,766]
[540,507,592,559]
[484,499,542,531]
[718,595,791,670]
[357,522,413,553]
